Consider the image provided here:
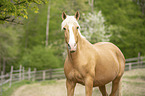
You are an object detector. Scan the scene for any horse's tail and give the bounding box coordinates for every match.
[115,78,122,96]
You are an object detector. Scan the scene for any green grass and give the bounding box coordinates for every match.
[122,69,145,96]
[1,80,57,96]
[1,80,33,96]
[40,80,56,85]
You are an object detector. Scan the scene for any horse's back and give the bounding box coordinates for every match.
[94,42,119,51]
[94,42,124,60]
[94,42,125,66]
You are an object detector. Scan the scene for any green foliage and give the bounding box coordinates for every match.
[63,0,90,14]
[22,5,48,49]
[41,80,56,85]
[20,46,62,70]
[0,0,144,72]
[94,0,145,58]
[0,24,23,58]
[0,0,47,23]
[21,0,91,59]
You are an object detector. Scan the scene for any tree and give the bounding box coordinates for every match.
[0,0,47,23]
[0,24,23,73]
[21,0,91,58]
[20,46,62,70]
[133,0,145,16]
[21,5,48,49]
[80,11,111,43]
[94,0,145,58]
[45,0,51,47]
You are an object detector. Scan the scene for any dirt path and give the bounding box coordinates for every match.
[11,69,145,96]
[11,80,100,96]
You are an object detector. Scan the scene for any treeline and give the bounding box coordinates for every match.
[0,0,144,73]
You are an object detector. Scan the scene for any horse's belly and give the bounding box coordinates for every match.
[93,54,120,86]
[93,65,119,86]
[93,75,115,87]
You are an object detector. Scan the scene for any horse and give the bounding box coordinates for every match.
[61,11,125,96]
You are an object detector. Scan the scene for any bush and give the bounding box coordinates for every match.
[20,46,62,70]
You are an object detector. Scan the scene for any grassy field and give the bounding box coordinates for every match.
[2,68,145,96]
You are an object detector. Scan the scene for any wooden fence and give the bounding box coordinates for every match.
[0,55,145,96]
[0,66,65,96]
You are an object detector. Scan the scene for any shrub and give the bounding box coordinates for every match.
[20,46,62,70]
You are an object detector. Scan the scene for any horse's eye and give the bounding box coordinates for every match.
[77,27,79,29]
[63,27,66,30]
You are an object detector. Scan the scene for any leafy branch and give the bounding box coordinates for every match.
[0,0,47,24]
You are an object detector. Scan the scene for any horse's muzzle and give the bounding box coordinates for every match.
[68,43,77,53]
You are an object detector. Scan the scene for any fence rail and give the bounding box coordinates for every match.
[0,55,145,96]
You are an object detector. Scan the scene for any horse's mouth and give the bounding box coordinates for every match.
[70,50,76,53]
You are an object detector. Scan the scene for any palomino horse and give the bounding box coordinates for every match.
[61,11,125,96]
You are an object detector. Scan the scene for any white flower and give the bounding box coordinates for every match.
[79,11,111,43]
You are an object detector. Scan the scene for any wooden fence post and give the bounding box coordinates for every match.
[2,58,6,75]
[28,68,31,80]
[33,68,36,81]
[1,71,4,96]
[138,52,140,68]
[43,71,46,81]
[129,63,132,71]
[49,69,52,80]
[23,67,24,80]
[9,66,13,88]
[0,83,2,96]
[140,57,143,68]
[0,56,1,74]
[1,71,3,82]
[19,65,22,81]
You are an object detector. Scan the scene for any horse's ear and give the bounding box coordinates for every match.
[75,11,80,20]
[62,12,67,20]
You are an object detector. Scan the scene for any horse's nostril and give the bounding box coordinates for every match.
[68,44,71,49]
[74,43,77,46]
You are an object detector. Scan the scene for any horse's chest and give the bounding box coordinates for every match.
[67,69,85,84]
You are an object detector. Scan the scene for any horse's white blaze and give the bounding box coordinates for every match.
[61,15,85,51]
[68,24,76,49]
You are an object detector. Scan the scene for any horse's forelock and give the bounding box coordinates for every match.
[61,16,79,30]
[61,16,85,38]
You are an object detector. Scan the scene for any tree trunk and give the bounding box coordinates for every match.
[0,56,1,74]
[91,0,94,12]
[25,31,28,48]
[88,0,91,6]
[46,0,51,47]
[141,0,144,15]
[88,0,94,12]
[91,0,94,13]
[3,58,6,74]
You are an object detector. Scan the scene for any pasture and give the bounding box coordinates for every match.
[3,68,145,96]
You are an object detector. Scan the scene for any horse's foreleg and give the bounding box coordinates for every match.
[85,77,93,96]
[66,79,76,96]
[99,85,108,96]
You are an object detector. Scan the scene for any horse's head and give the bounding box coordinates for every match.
[61,11,82,53]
